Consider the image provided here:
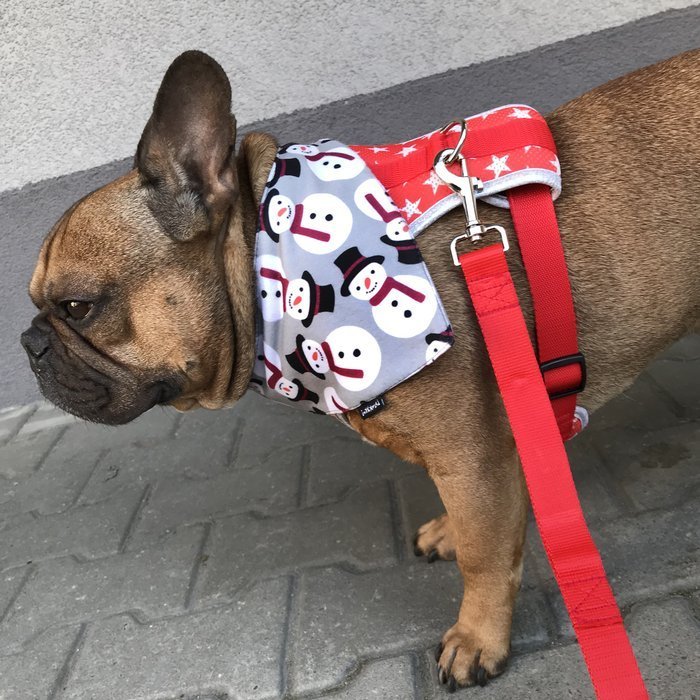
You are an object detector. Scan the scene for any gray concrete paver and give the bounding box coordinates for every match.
[306,437,423,506]
[0,488,144,570]
[197,484,397,605]
[128,447,304,546]
[61,579,290,700]
[288,563,552,696]
[0,526,204,651]
[0,427,64,480]
[77,432,239,505]
[0,625,80,700]
[592,420,700,511]
[0,338,696,698]
[0,404,34,445]
[0,436,101,518]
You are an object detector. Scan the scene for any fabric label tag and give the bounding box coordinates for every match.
[359,395,387,419]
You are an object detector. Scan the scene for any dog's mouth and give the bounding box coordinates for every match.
[21,317,182,425]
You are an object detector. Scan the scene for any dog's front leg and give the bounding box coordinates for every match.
[428,447,528,689]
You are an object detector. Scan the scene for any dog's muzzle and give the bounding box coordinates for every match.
[21,316,181,425]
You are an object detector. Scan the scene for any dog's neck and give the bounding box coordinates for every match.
[218,132,278,404]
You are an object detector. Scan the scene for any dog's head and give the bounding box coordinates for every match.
[21,51,274,424]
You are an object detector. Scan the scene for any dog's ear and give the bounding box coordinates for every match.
[135,50,238,241]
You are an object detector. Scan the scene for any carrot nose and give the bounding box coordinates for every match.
[312,351,319,361]
[293,295,302,306]
[277,207,287,217]
[364,277,371,289]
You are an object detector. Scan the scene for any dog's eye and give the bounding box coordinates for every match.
[64,300,93,320]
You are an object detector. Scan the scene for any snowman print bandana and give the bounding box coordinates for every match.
[250,139,454,414]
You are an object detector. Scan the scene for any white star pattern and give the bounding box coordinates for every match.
[402,198,422,218]
[423,172,444,195]
[397,144,417,158]
[550,158,561,175]
[369,146,388,153]
[523,145,531,153]
[478,106,503,120]
[510,107,532,119]
[485,155,511,178]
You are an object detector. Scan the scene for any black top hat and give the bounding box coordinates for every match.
[260,188,283,242]
[285,334,326,379]
[380,234,423,265]
[299,271,335,328]
[289,378,319,404]
[425,326,455,346]
[266,157,301,189]
[334,246,385,297]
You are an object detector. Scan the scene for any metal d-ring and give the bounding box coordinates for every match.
[439,119,467,164]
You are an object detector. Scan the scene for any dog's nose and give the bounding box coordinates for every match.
[21,326,50,360]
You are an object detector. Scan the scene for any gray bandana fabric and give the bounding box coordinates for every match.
[250,139,453,414]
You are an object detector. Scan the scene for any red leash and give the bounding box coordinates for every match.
[430,116,648,696]
[458,243,647,698]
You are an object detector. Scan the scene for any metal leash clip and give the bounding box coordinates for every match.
[434,120,509,265]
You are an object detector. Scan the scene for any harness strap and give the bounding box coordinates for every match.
[458,244,648,699]
[370,119,556,189]
[508,184,584,439]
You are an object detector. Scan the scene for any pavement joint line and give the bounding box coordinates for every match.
[69,448,107,511]
[279,574,297,699]
[0,563,35,627]
[292,646,443,699]
[0,404,37,446]
[297,444,312,508]
[48,623,86,700]
[195,559,408,613]
[387,477,408,564]
[184,522,211,610]
[31,426,68,474]
[535,577,564,643]
[409,650,422,700]
[227,414,246,469]
[117,484,152,553]
[201,483,375,525]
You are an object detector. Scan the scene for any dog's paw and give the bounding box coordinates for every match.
[413,514,456,562]
[434,624,509,691]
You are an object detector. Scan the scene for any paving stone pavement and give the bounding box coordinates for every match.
[0,336,698,699]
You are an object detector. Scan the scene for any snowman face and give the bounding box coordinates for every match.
[275,377,299,399]
[425,339,450,364]
[294,193,352,254]
[385,218,411,241]
[256,255,285,322]
[348,262,388,300]
[286,277,311,321]
[371,275,438,339]
[266,193,295,236]
[301,339,330,375]
[285,144,319,156]
[325,326,381,392]
[307,148,365,181]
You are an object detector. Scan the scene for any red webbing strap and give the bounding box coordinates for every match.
[508,184,582,439]
[369,119,556,189]
[459,244,648,700]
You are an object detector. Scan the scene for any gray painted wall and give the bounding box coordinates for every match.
[1,0,693,191]
[2,5,699,408]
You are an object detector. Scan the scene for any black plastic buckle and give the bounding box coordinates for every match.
[540,353,587,400]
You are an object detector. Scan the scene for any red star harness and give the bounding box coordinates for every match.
[353,108,648,699]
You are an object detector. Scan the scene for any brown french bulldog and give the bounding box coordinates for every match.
[21,49,700,689]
